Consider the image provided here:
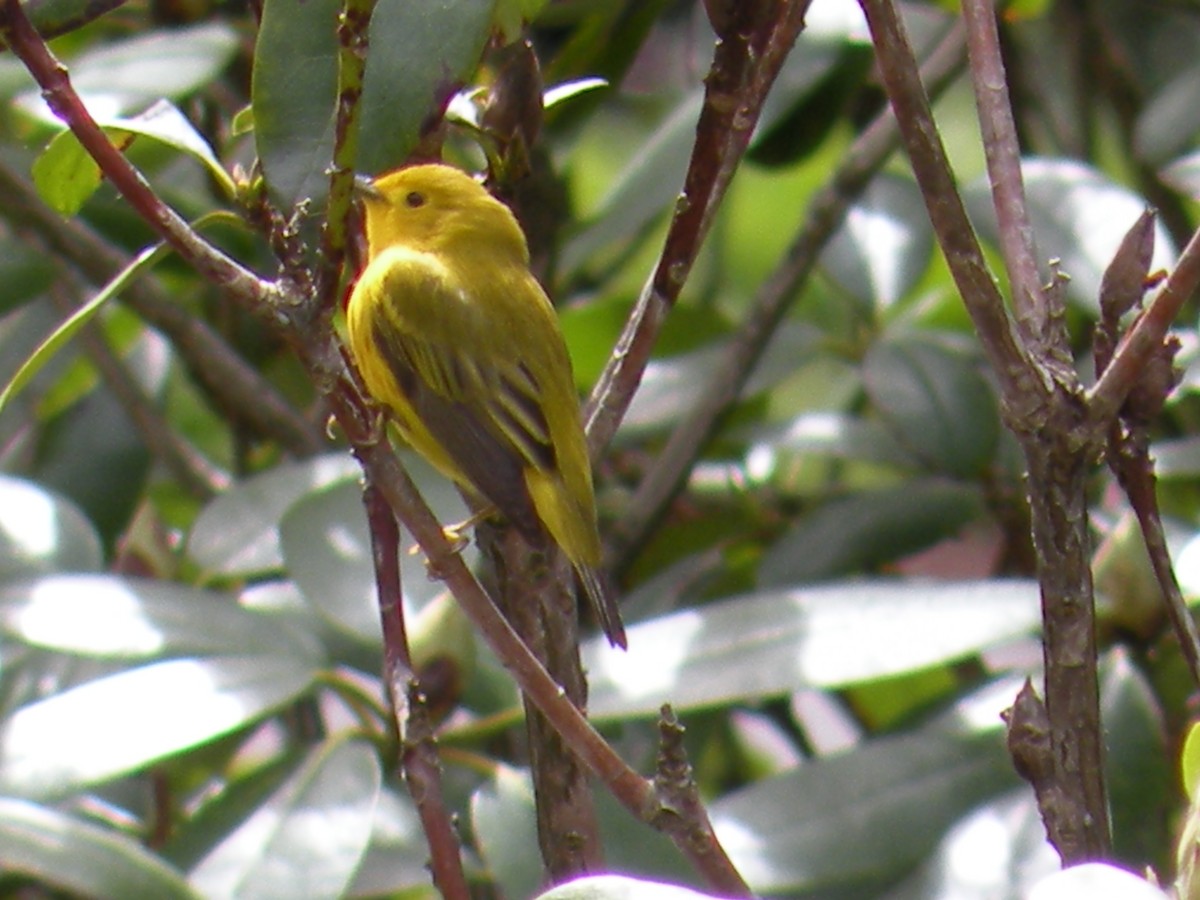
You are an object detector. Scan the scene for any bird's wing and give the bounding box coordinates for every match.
[362,249,556,539]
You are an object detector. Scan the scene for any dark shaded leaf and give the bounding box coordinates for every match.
[863,334,999,477]
[758,480,984,586]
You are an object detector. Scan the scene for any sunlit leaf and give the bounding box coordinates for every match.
[0,655,318,799]
[585,580,1039,719]
[0,476,102,581]
[187,454,359,578]
[189,738,381,900]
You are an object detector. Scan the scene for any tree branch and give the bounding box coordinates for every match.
[609,18,968,568]
[584,0,812,454]
[861,0,1111,860]
[362,485,469,900]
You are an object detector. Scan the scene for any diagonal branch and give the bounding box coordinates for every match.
[584,0,812,454]
[608,18,968,568]
[0,0,276,315]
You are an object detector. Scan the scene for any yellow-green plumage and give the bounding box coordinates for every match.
[346,163,625,648]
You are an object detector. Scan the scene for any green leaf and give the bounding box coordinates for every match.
[494,0,549,43]
[278,453,473,645]
[32,384,152,545]
[187,453,360,578]
[0,655,318,799]
[0,574,324,662]
[621,322,821,437]
[562,90,700,276]
[820,174,934,309]
[251,0,340,207]
[744,411,918,470]
[1183,723,1200,801]
[709,688,1019,894]
[0,476,102,581]
[16,23,239,120]
[757,480,984,586]
[189,737,381,900]
[1027,863,1169,900]
[356,0,494,176]
[31,100,234,215]
[585,579,1039,719]
[0,798,199,899]
[863,333,1000,477]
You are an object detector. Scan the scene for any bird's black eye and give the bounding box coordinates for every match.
[405,191,425,208]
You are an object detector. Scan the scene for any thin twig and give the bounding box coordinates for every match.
[317,0,375,306]
[961,0,1049,348]
[363,486,469,900]
[584,1,813,454]
[608,19,968,568]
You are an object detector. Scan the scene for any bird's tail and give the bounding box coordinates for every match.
[577,565,627,649]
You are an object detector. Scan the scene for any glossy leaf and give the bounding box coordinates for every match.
[536,876,735,900]
[250,0,340,207]
[1102,650,1171,870]
[187,454,359,578]
[189,738,381,900]
[32,100,234,215]
[357,0,493,176]
[278,453,473,645]
[757,480,984,586]
[863,334,999,477]
[0,476,102,581]
[884,790,1058,899]
[710,685,1019,894]
[0,655,318,799]
[0,798,198,899]
[621,322,821,437]
[964,159,1175,312]
[585,580,1039,719]
[16,23,239,121]
[0,574,324,661]
[820,174,933,309]
[472,766,542,900]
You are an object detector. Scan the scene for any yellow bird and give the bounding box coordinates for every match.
[345,163,626,648]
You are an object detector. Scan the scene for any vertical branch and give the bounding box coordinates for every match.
[859,0,1112,860]
[362,485,470,900]
[961,0,1049,346]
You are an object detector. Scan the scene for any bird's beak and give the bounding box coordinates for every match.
[353,174,383,200]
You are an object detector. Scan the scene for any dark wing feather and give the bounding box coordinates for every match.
[370,316,546,541]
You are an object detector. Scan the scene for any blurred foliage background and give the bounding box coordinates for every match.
[1,0,1200,896]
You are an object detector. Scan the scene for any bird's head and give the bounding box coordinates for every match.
[355,164,529,263]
